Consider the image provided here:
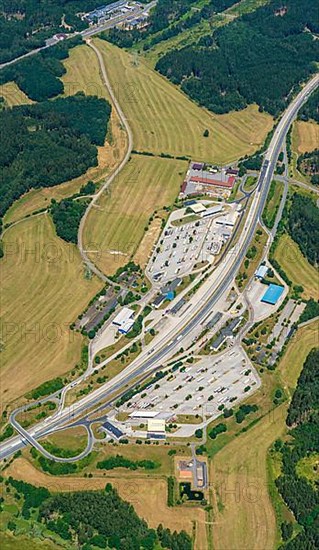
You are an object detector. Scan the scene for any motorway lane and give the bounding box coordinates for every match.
[0,2,157,70]
[1,73,318,462]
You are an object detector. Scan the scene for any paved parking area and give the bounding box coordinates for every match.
[148,212,234,283]
[122,347,260,422]
[246,279,287,321]
[268,300,306,351]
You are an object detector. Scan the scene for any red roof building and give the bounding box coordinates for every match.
[181,180,187,193]
[189,175,234,188]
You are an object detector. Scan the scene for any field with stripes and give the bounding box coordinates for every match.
[0,215,101,407]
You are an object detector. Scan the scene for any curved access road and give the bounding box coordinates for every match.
[1,73,318,463]
[77,38,133,283]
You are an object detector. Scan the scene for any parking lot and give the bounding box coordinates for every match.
[148,208,236,283]
[122,347,260,421]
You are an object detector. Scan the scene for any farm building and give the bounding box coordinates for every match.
[261,284,284,305]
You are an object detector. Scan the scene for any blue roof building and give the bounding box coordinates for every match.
[261,284,284,305]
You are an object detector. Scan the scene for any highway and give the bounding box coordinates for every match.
[0,1,157,70]
[1,73,318,462]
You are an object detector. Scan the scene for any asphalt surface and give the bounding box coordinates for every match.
[0,1,157,70]
[1,73,318,462]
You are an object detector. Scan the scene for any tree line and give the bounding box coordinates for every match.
[51,198,89,244]
[287,194,319,267]
[0,93,111,217]
[298,88,319,124]
[0,36,82,102]
[103,0,238,50]
[297,149,319,186]
[96,453,160,470]
[5,475,192,548]
[0,1,112,64]
[155,0,319,116]
[39,483,192,549]
[275,348,319,550]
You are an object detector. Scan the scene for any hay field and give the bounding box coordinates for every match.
[211,404,286,550]
[6,457,207,549]
[279,321,319,393]
[273,234,319,300]
[0,81,32,106]
[0,215,101,408]
[44,426,88,453]
[84,155,187,275]
[293,120,319,154]
[94,38,274,163]
[211,320,318,550]
[4,44,127,225]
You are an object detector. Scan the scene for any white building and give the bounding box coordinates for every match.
[215,211,238,226]
[200,204,223,218]
[112,307,134,334]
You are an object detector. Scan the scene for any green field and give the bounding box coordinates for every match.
[84,155,187,275]
[0,215,101,408]
[94,38,274,164]
[273,233,319,300]
[262,180,283,229]
[0,533,61,550]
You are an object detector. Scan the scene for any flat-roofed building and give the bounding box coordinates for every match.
[200,204,223,218]
[129,411,158,419]
[147,418,166,439]
[112,307,134,334]
[215,211,238,226]
[261,284,284,305]
[189,202,206,214]
[255,265,268,279]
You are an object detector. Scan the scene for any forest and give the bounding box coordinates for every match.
[4,477,192,549]
[51,198,88,244]
[104,0,238,50]
[155,0,319,116]
[0,93,111,217]
[39,484,192,549]
[0,0,113,63]
[298,88,319,123]
[0,36,82,102]
[297,150,319,185]
[287,194,319,267]
[275,348,319,550]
